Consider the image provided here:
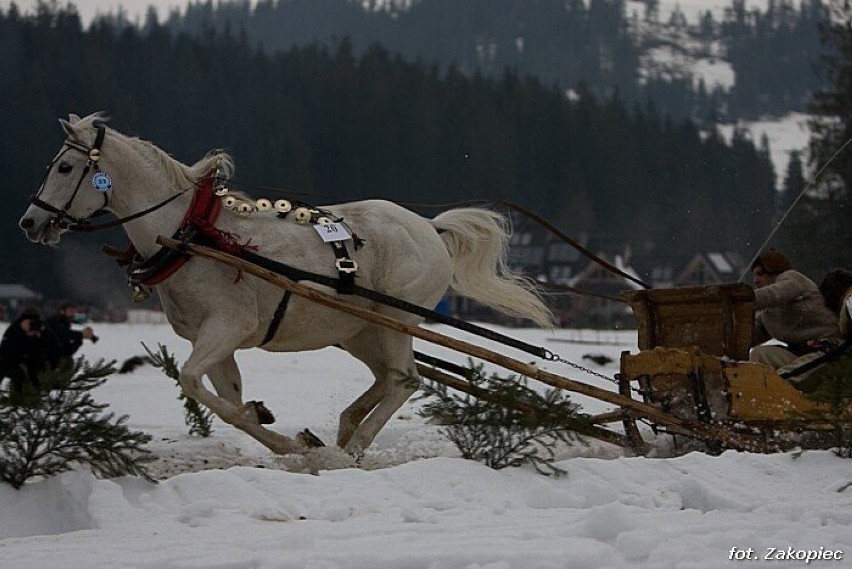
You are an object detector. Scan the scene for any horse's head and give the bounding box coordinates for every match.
[19,113,113,245]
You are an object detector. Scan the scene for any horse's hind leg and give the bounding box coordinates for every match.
[336,338,392,448]
[339,328,420,455]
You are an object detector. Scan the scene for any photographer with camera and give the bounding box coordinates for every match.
[0,307,56,400]
[44,302,98,363]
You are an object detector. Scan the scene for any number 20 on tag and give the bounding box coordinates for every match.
[313,222,352,243]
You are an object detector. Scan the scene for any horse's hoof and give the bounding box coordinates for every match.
[247,400,276,424]
[297,428,326,448]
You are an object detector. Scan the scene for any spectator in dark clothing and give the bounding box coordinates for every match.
[0,307,58,399]
[44,302,96,362]
[820,268,852,340]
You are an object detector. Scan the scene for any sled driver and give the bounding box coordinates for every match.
[749,250,842,384]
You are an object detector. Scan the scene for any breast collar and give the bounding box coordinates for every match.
[121,175,222,287]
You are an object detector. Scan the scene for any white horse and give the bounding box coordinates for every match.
[19,113,553,456]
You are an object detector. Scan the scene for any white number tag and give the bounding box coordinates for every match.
[313,222,352,243]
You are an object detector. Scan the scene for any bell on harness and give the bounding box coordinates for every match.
[132,285,151,303]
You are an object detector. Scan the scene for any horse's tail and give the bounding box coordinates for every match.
[430,208,554,327]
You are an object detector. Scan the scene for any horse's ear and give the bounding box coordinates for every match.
[59,118,79,139]
[68,113,81,124]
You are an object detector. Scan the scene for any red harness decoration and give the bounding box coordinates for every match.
[119,175,227,286]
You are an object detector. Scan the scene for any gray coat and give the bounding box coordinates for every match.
[754,270,840,346]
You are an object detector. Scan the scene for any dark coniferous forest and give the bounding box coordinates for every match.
[167,0,828,121]
[0,2,824,305]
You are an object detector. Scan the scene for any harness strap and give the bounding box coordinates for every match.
[331,241,356,294]
[261,291,292,345]
[233,248,548,359]
[412,350,471,377]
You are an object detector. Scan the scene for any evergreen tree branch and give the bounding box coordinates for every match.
[0,359,154,489]
[417,361,590,476]
[142,342,214,437]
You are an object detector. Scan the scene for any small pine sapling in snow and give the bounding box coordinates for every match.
[0,359,154,489]
[417,362,590,475]
[143,343,214,438]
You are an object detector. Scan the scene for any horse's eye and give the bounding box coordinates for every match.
[58,162,73,174]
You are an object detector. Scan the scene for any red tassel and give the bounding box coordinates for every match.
[191,216,259,256]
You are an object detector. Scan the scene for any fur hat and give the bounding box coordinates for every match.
[753,250,792,275]
[819,268,852,312]
[19,306,41,321]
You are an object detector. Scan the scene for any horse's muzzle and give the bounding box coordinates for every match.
[19,214,62,244]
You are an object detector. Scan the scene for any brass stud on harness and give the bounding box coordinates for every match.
[316,216,332,225]
[237,202,255,216]
[274,199,292,213]
[293,207,312,224]
[256,198,272,211]
[223,196,238,209]
[215,186,230,196]
[88,148,101,162]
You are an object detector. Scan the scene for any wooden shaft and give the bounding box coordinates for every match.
[157,236,771,453]
[415,363,633,449]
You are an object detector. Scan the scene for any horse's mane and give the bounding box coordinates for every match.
[72,113,234,191]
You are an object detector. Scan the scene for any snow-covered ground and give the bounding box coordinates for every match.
[1,322,851,569]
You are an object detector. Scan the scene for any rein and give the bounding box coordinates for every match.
[67,190,189,232]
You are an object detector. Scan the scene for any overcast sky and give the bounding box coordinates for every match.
[0,1,216,24]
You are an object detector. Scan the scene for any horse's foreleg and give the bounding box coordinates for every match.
[207,355,275,425]
[206,354,242,405]
[179,326,303,455]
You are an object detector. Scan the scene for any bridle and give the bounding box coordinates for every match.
[29,122,191,233]
[30,123,110,229]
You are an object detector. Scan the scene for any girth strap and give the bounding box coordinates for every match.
[261,291,292,345]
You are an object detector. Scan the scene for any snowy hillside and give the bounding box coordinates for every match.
[624,0,811,175]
